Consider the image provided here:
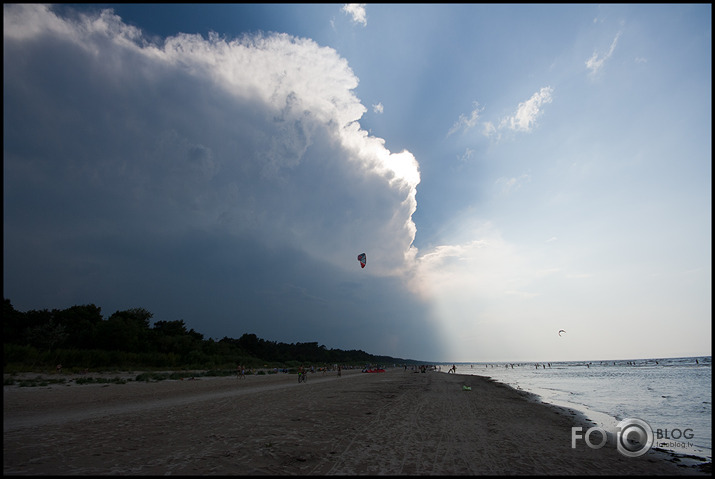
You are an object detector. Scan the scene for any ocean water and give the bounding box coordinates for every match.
[440,356,711,462]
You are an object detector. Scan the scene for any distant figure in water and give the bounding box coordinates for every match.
[696,359,699,364]
[448,364,456,373]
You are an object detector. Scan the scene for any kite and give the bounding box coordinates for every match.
[357,253,366,268]
[558,330,566,337]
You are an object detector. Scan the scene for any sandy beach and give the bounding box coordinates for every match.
[3,368,709,475]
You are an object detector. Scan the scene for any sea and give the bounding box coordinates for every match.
[439,356,711,463]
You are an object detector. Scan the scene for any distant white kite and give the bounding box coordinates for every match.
[558,329,566,337]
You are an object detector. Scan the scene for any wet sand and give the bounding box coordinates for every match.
[3,368,709,475]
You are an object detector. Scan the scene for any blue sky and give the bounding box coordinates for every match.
[4,4,711,362]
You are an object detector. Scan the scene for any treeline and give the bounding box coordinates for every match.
[3,298,413,371]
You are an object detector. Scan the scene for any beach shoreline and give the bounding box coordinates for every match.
[4,368,710,475]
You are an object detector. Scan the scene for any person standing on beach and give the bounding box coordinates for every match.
[337,364,342,377]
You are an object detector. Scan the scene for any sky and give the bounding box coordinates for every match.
[3,4,712,363]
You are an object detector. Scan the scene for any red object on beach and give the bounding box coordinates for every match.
[364,368,385,373]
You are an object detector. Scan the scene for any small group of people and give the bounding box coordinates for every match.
[448,364,457,374]
[236,365,246,379]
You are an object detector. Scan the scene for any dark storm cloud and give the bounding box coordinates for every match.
[3,5,444,360]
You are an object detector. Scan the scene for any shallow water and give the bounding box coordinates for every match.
[441,356,711,462]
